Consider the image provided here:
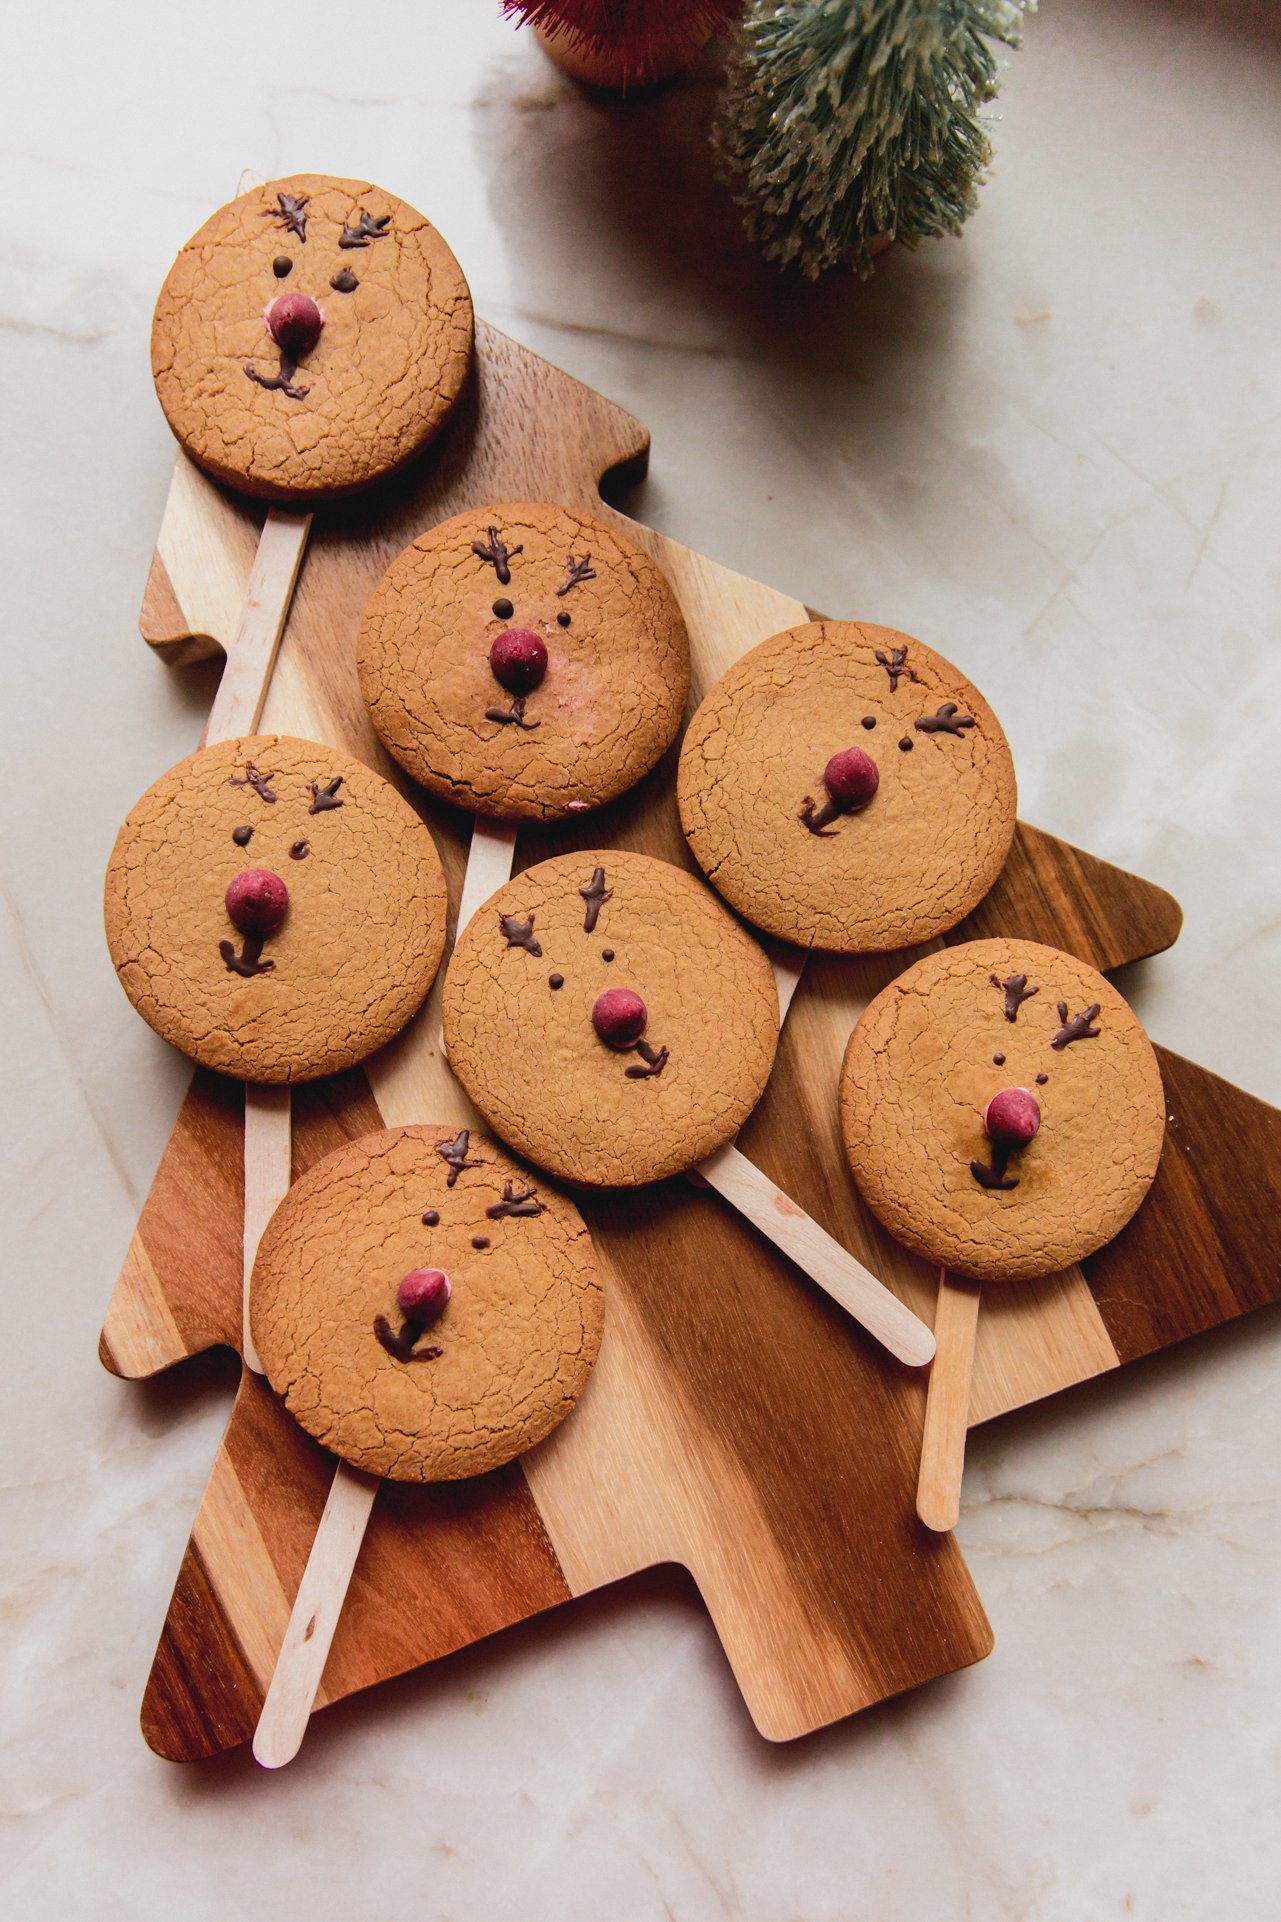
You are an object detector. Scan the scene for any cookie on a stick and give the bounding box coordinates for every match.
[104,734,448,1362]
[441,850,934,1365]
[357,502,691,937]
[839,939,1166,1529]
[249,1125,604,1765]
[678,621,1016,953]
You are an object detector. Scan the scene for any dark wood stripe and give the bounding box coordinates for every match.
[140,1538,263,1762]
[1084,1046,1281,1362]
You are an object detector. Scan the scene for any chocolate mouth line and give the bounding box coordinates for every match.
[244,350,310,401]
[219,935,275,977]
[373,1315,442,1363]
[625,1039,669,1080]
[970,1143,1019,1191]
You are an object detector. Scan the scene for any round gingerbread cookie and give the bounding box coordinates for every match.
[251,1125,604,1481]
[677,622,1017,952]
[104,735,447,1083]
[441,850,779,1185]
[356,503,691,820]
[839,939,1166,1282]
[152,174,473,501]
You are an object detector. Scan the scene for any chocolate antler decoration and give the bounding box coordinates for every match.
[1051,1001,1102,1050]
[435,1129,486,1187]
[874,645,913,692]
[499,912,542,956]
[308,777,344,814]
[471,528,523,584]
[556,554,596,597]
[915,703,975,737]
[339,210,391,249]
[267,192,309,241]
[486,1182,545,1220]
[579,867,612,932]
[991,972,1039,1023]
[229,764,278,803]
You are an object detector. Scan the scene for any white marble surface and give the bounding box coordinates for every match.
[3,0,1280,1915]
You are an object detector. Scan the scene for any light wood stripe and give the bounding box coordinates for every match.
[99,1231,186,1379]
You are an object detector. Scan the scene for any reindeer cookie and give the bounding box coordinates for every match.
[356,504,690,819]
[839,939,1166,1281]
[104,735,448,1083]
[152,174,472,500]
[251,1125,604,1481]
[441,850,779,1185]
[677,622,1017,951]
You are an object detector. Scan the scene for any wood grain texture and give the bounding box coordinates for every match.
[917,1274,982,1533]
[108,321,1278,1763]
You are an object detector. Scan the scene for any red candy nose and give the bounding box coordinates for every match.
[490,627,548,695]
[984,1087,1041,1150]
[225,869,289,937]
[397,1268,451,1325]
[265,292,324,356]
[592,987,648,1050]
[824,746,879,808]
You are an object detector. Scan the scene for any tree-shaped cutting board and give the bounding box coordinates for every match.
[105,325,1281,1761]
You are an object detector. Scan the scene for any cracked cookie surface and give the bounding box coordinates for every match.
[677,621,1017,951]
[152,173,472,500]
[251,1126,604,1481]
[357,503,690,819]
[104,734,447,1083]
[441,850,779,1185]
[839,939,1166,1282]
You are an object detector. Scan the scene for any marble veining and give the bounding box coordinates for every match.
[1,1,1278,1917]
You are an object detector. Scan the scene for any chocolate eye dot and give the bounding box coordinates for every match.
[549,972,564,990]
[861,716,876,730]
[993,1052,1005,1066]
[290,840,309,860]
[492,597,514,620]
[898,737,913,753]
[1036,1072,1049,1085]
[557,611,571,628]
[471,1236,489,1251]
[232,825,253,847]
[422,1209,439,1226]
[601,948,615,963]
[272,255,293,278]
[330,268,358,293]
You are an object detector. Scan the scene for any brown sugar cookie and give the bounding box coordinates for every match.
[104,735,447,1083]
[441,850,779,1185]
[677,621,1017,951]
[152,174,473,501]
[356,503,690,820]
[251,1126,604,1481]
[839,939,1166,1282]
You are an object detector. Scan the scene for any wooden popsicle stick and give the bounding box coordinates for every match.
[201,504,310,1364]
[252,1461,380,1768]
[241,1083,292,1373]
[204,507,312,747]
[440,817,519,1054]
[456,816,519,933]
[696,1142,936,1368]
[770,947,807,1023]
[916,1271,982,1532]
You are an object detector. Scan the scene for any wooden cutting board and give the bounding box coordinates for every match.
[103,324,1281,1762]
